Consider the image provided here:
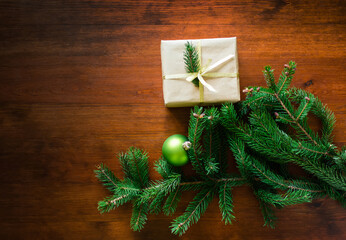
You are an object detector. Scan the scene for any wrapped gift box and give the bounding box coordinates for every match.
[161,37,240,107]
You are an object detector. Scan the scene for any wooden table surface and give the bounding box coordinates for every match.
[0,0,345,239]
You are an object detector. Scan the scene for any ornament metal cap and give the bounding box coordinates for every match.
[182,141,192,150]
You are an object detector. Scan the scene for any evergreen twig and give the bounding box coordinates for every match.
[183,41,200,87]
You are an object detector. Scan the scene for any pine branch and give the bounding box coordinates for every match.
[149,191,166,215]
[187,106,209,177]
[223,106,292,164]
[274,93,318,145]
[293,156,346,191]
[263,65,277,92]
[239,90,274,116]
[277,61,296,94]
[163,185,182,216]
[246,109,345,191]
[98,193,132,214]
[333,148,346,171]
[256,189,312,208]
[118,147,150,188]
[131,200,149,231]
[140,174,181,204]
[95,164,120,193]
[248,110,293,162]
[129,147,149,188]
[203,107,221,176]
[288,87,336,143]
[259,201,276,228]
[248,154,325,196]
[295,94,314,121]
[219,181,236,224]
[293,141,333,159]
[154,157,173,179]
[229,135,322,194]
[171,187,215,236]
[115,178,141,197]
[184,41,200,87]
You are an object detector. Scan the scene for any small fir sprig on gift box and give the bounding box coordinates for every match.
[183,41,200,87]
[95,61,346,236]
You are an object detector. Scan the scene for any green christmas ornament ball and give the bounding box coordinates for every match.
[162,134,190,167]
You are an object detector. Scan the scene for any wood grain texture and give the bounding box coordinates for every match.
[0,0,345,239]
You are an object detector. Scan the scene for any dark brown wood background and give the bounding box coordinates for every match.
[0,0,345,239]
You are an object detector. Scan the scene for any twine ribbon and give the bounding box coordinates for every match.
[163,41,237,102]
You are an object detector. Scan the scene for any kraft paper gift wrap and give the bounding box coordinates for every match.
[161,37,240,107]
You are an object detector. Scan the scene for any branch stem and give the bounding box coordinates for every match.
[274,93,318,145]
